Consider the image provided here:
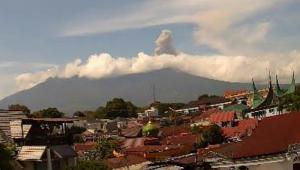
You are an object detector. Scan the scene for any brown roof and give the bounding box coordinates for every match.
[163,133,199,146]
[209,111,235,123]
[105,155,148,169]
[125,144,180,153]
[74,142,96,152]
[222,119,258,138]
[192,108,220,122]
[121,126,142,137]
[173,155,197,164]
[160,124,191,137]
[205,112,300,159]
[121,137,159,149]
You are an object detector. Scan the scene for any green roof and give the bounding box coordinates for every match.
[252,79,264,109]
[142,121,159,137]
[252,76,275,109]
[275,72,296,97]
[224,104,249,113]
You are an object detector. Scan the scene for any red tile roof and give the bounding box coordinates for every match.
[121,137,159,149]
[160,124,191,137]
[163,133,199,146]
[74,142,96,152]
[206,112,300,159]
[105,155,148,169]
[192,109,220,122]
[209,111,235,123]
[222,118,258,138]
[125,145,180,153]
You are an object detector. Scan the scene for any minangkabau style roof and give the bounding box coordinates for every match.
[251,75,276,109]
[275,72,296,97]
[251,79,265,109]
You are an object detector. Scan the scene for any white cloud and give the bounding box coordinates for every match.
[61,0,286,55]
[16,67,59,91]
[15,51,300,91]
[16,29,300,91]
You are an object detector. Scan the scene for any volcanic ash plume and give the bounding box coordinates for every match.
[154,30,178,56]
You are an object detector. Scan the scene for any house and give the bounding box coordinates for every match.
[144,107,159,117]
[222,118,258,140]
[14,118,78,170]
[74,142,96,158]
[209,111,236,127]
[244,73,295,119]
[176,97,232,115]
[86,119,119,134]
[124,144,191,161]
[200,112,300,170]
[0,110,26,144]
[16,145,77,170]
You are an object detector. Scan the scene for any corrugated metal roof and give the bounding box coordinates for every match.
[10,120,31,139]
[17,146,46,161]
[0,111,26,141]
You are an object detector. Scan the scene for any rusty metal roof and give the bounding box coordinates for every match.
[10,120,31,139]
[17,146,46,161]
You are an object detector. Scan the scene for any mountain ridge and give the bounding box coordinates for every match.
[0,68,254,113]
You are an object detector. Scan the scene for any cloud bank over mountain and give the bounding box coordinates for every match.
[62,0,293,56]
[16,30,299,92]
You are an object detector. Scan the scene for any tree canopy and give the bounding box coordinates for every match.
[279,85,300,112]
[95,98,138,119]
[198,125,224,148]
[8,104,30,115]
[85,137,119,160]
[0,144,13,170]
[73,111,86,118]
[31,107,65,118]
[150,101,185,116]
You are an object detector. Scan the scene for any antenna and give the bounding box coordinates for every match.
[152,84,156,102]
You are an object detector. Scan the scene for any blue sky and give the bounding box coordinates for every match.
[0,0,300,99]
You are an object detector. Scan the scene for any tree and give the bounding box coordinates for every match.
[280,85,300,112]
[8,104,30,115]
[92,138,119,160]
[32,107,64,118]
[101,98,138,118]
[105,98,130,118]
[0,144,13,170]
[95,107,106,119]
[150,101,185,116]
[73,111,86,118]
[198,125,224,148]
[198,94,209,100]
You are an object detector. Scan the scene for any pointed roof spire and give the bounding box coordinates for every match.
[252,78,258,92]
[251,78,264,109]
[292,71,295,84]
[275,75,284,97]
[285,71,296,95]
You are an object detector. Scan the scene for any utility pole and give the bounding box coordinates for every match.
[153,84,156,103]
[47,148,53,170]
